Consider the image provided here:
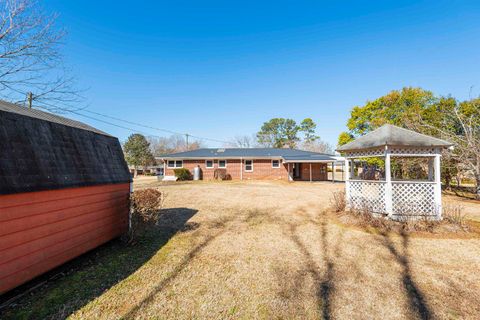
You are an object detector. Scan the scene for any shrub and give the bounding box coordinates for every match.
[214,168,231,180]
[174,168,191,181]
[126,188,164,244]
[330,190,346,212]
[443,203,466,226]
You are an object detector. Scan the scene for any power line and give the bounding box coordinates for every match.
[34,102,228,144]
[83,109,228,144]
[83,109,180,136]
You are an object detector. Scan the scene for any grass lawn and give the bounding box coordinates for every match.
[1,179,480,319]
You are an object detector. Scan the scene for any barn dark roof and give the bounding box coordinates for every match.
[160,148,336,162]
[0,100,131,195]
[336,124,453,152]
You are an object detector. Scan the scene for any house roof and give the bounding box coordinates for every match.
[0,100,110,136]
[336,124,453,152]
[0,100,131,195]
[160,148,337,162]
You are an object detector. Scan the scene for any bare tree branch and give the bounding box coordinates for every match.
[0,0,84,111]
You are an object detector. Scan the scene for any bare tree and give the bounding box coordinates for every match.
[0,0,83,111]
[147,134,204,156]
[419,98,480,199]
[301,139,334,154]
[226,134,258,148]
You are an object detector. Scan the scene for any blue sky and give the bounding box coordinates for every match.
[44,0,480,147]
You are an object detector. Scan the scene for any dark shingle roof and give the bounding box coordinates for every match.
[0,100,131,195]
[160,148,336,161]
[337,124,453,152]
[0,100,110,136]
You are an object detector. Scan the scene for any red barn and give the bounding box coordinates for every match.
[0,101,132,294]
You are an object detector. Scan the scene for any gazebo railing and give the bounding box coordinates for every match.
[347,180,438,218]
[348,180,386,213]
[391,181,437,217]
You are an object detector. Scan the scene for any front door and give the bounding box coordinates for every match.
[293,163,301,179]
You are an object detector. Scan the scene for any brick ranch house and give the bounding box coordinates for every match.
[160,148,340,181]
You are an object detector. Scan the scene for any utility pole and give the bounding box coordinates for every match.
[27,92,33,109]
[185,134,189,150]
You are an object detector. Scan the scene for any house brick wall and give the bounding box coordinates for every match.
[164,159,329,181]
[298,163,327,181]
[164,159,288,180]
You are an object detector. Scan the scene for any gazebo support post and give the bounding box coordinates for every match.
[434,152,442,218]
[345,158,350,208]
[385,147,393,217]
[350,158,355,179]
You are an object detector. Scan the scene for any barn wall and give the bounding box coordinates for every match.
[0,183,130,294]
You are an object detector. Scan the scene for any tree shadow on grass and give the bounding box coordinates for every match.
[282,212,340,320]
[120,213,243,319]
[379,230,433,320]
[0,207,198,320]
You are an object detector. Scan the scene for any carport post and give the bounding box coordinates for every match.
[309,163,312,182]
[332,161,335,183]
[240,157,243,180]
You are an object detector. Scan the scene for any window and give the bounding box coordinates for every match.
[167,160,183,168]
[272,160,280,168]
[244,160,253,172]
[205,160,214,168]
[218,160,227,168]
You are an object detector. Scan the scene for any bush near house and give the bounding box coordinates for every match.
[214,169,231,180]
[174,168,191,181]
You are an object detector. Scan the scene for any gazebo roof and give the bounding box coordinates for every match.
[337,124,452,152]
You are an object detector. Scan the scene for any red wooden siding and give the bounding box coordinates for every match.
[0,183,130,294]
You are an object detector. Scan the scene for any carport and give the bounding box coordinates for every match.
[283,154,343,182]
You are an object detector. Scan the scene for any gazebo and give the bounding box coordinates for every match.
[337,124,453,220]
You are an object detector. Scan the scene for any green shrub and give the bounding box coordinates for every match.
[174,168,191,180]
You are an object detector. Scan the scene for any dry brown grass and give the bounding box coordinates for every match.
[4,178,480,319]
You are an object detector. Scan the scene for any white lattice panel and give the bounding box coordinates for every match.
[390,146,437,156]
[345,148,384,158]
[348,181,386,213]
[392,182,437,216]
[344,146,438,158]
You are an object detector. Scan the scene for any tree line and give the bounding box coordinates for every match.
[122,117,333,176]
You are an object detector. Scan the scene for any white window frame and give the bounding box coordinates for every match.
[244,159,253,172]
[167,160,183,168]
[218,159,227,168]
[272,159,281,168]
[205,160,214,169]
